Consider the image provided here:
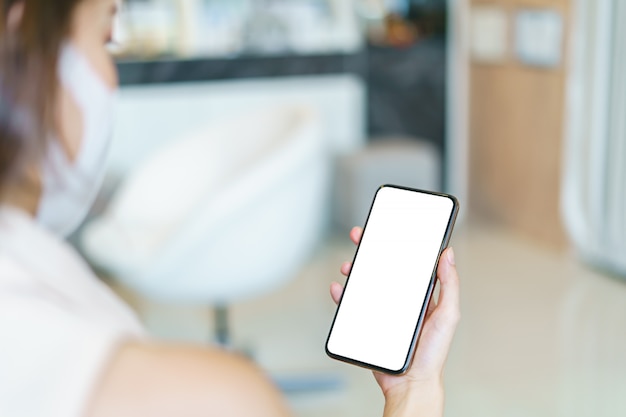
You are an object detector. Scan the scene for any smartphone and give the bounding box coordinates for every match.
[325,185,459,375]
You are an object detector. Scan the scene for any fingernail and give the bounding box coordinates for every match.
[447,248,456,266]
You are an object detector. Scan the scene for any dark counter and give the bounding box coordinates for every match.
[117,51,367,85]
[117,37,446,153]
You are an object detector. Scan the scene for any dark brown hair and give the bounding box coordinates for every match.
[0,0,82,194]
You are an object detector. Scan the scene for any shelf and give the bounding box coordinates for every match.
[117,51,367,86]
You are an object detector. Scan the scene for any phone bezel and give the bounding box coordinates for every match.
[325,184,460,375]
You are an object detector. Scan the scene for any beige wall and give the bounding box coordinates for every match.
[469,0,570,247]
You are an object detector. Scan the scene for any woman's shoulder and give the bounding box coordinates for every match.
[0,205,104,298]
[0,251,39,290]
[0,203,145,332]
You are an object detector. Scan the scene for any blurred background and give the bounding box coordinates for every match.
[74,0,626,415]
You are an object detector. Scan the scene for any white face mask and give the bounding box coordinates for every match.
[37,43,116,237]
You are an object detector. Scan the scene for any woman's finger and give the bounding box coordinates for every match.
[330,282,344,305]
[350,227,363,246]
[425,293,437,318]
[340,262,352,276]
[434,248,461,324]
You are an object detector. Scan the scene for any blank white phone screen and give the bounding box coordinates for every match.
[327,187,454,372]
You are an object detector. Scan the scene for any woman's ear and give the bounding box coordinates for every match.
[6,1,24,32]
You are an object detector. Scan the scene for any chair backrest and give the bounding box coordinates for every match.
[141,105,323,269]
[86,105,329,302]
[103,105,313,259]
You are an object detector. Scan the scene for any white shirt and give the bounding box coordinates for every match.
[0,206,146,417]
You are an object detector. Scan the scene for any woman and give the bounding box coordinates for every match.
[0,1,461,416]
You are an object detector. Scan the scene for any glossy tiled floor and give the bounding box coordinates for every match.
[111,222,626,417]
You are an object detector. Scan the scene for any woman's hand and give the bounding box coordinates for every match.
[330,227,461,417]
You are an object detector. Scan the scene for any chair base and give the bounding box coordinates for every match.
[214,305,231,346]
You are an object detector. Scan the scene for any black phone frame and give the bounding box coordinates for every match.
[325,184,460,375]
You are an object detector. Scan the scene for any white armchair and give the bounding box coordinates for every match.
[81,105,330,344]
